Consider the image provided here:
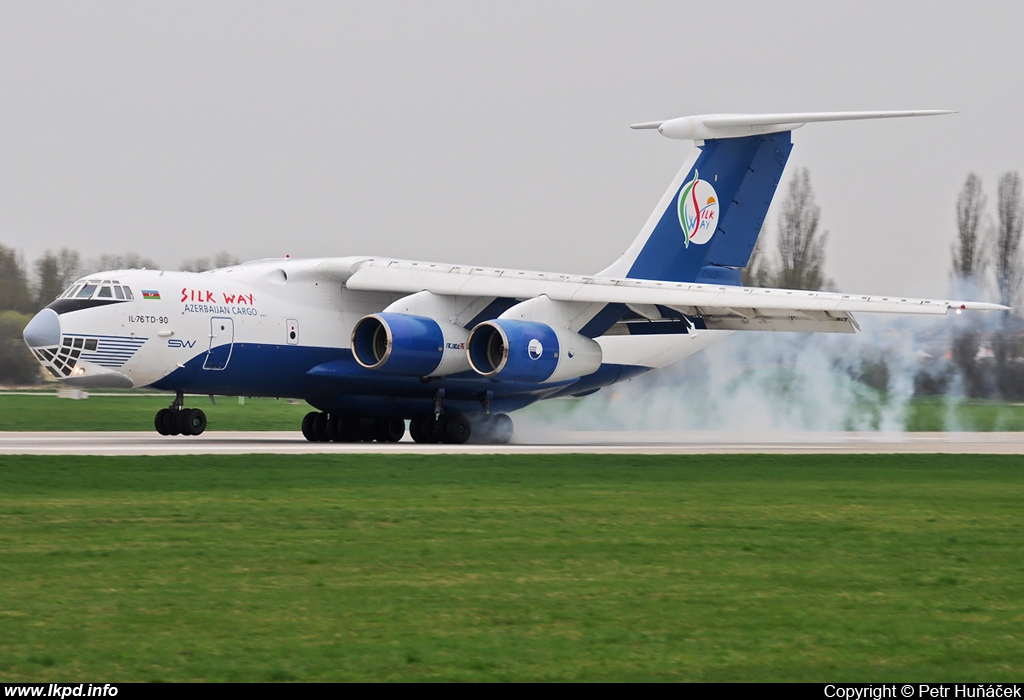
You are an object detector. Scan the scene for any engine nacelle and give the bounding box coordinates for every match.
[351,313,470,377]
[466,319,603,383]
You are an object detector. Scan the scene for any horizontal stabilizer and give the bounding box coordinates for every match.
[630,110,954,141]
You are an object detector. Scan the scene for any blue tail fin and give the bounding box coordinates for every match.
[603,132,792,285]
[602,110,953,285]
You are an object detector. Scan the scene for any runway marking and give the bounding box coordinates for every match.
[1,431,1023,455]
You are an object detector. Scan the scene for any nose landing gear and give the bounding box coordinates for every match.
[154,391,207,436]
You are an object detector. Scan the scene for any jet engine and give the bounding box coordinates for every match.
[466,319,602,383]
[351,313,470,377]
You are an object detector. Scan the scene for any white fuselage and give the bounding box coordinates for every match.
[26,257,719,417]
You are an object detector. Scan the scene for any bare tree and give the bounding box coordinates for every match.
[741,230,775,287]
[993,172,1024,313]
[181,252,241,273]
[0,310,40,384]
[0,245,33,313]
[948,174,993,396]
[89,252,158,273]
[33,253,62,309]
[180,257,211,273]
[33,248,82,309]
[951,173,989,283]
[774,168,832,291]
[56,248,82,287]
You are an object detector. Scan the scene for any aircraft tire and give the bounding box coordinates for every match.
[177,409,195,436]
[409,416,426,443]
[375,417,405,443]
[325,413,341,442]
[163,409,181,436]
[490,413,513,444]
[311,412,330,442]
[183,408,207,436]
[331,413,358,442]
[357,417,376,443]
[468,414,512,444]
[155,409,170,435]
[468,414,491,444]
[427,416,445,444]
[444,412,472,444]
[301,412,317,442]
[410,415,438,444]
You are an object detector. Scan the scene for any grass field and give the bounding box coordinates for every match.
[0,453,1021,681]
[3,391,1024,433]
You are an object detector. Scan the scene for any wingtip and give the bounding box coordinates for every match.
[952,301,1010,312]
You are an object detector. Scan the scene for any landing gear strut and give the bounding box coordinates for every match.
[154,391,207,436]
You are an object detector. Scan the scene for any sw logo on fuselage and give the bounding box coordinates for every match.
[167,339,197,349]
[677,171,719,247]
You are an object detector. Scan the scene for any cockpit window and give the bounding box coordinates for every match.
[52,279,138,307]
[56,279,136,302]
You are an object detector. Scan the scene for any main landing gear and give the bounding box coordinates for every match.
[154,391,207,436]
[408,413,513,445]
[299,411,514,445]
[301,412,406,443]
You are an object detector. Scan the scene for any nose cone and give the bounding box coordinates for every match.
[23,309,61,348]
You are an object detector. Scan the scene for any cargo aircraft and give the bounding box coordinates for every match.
[22,110,1006,443]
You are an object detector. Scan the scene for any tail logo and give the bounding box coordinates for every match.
[677,171,719,247]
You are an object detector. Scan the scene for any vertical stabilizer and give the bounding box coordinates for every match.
[602,110,953,285]
[606,132,792,284]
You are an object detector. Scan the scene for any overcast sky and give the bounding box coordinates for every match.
[2,1,1023,298]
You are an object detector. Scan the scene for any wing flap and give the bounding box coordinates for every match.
[668,307,859,333]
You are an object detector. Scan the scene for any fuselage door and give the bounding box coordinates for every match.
[203,317,234,371]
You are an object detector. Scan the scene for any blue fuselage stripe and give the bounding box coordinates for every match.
[148,343,649,417]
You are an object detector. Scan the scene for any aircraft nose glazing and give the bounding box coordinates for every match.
[23,309,61,348]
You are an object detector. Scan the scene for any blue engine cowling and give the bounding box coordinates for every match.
[466,319,602,383]
[351,313,446,376]
[351,312,472,377]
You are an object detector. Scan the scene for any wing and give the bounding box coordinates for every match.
[332,258,1005,335]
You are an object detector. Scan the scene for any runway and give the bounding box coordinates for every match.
[2,431,1024,455]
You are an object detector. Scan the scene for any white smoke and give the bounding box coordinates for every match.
[514,310,999,443]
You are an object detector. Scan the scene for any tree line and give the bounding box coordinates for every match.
[946,172,1024,398]
[744,168,1024,400]
[742,168,1024,313]
[951,172,1024,309]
